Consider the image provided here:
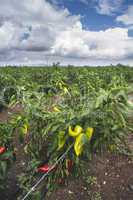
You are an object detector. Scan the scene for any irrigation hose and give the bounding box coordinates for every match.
[21,143,74,200]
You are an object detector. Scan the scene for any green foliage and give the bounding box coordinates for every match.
[0,122,15,189]
[0,66,132,197]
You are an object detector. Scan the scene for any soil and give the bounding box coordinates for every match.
[0,106,133,200]
[0,105,27,200]
[46,152,133,200]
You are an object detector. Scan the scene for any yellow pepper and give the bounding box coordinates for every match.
[53,106,61,112]
[68,125,83,137]
[86,127,94,141]
[63,87,69,94]
[74,133,84,156]
[21,124,28,135]
[74,125,83,134]
[109,144,117,152]
[59,82,63,89]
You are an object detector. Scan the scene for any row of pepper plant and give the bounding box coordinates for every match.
[0,66,133,199]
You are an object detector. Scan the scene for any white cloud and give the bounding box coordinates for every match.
[0,0,79,27]
[116,5,133,25]
[72,0,123,15]
[52,22,133,60]
[0,22,15,51]
[95,0,123,16]
[0,0,80,52]
[0,0,132,66]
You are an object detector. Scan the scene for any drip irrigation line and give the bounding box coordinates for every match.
[21,143,74,200]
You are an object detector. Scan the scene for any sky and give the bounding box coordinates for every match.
[0,0,133,66]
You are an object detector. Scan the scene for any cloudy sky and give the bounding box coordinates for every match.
[0,0,133,66]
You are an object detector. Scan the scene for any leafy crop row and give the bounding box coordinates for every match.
[0,66,133,199]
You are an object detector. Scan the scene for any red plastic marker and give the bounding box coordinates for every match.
[38,164,56,173]
[0,147,6,154]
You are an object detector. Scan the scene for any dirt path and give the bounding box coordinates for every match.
[0,105,27,200]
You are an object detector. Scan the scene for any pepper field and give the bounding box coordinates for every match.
[0,66,133,200]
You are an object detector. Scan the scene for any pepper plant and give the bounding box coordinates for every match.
[15,76,132,198]
[0,122,15,190]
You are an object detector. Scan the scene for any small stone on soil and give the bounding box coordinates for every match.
[83,187,87,190]
[128,184,133,191]
[68,190,73,194]
[103,181,106,185]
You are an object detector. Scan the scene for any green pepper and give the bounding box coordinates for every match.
[58,131,66,150]
[86,127,94,141]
